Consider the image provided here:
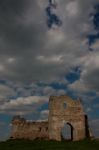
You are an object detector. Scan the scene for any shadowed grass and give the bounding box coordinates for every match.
[0,139,99,150]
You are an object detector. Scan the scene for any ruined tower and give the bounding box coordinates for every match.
[48,95,87,141]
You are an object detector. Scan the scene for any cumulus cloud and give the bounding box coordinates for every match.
[42,86,66,96]
[69,50,99,93]
[0,96,48,115]
[0,0,98,83]
[0,0,99,121]
[0,0,99,119]
[65,1,80,17]
[68,79,88,93]
[81,54,99,91]
[40,109,49,120]
[0,84,16,102]
[0,82,67,115]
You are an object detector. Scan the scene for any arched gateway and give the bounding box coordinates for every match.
[48,95,88,141]
[61,122,73,141]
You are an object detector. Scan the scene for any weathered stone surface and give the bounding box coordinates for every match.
[11,116,49,140]
[11,95,90,141]
[48,95,90,141]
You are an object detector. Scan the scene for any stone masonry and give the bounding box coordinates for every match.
[48,95,90,141]
[11,95,90,141]
[11,116,49,140]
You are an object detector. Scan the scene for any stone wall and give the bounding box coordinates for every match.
[11,95,90,141]
[11,116,49,140]
[48,95,88,141]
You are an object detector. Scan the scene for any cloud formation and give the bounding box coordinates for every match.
[0,96,48,115]
[0,0,98,84]
[0,0,99,119]
[69,50,99,93]
[0,0,99,139]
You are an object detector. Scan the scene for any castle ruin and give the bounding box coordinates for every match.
[11,95,90,141]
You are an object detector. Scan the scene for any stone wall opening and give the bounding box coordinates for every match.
[39,127,42,132]
[61,123,73,141]
[63,102,67,109]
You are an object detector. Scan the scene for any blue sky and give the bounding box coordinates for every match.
[0,0,99,140]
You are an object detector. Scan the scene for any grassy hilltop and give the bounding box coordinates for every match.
[0,139,99,150]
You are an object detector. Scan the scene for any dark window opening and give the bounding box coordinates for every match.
[39,127,42,131]
[63,103,67,109]
[46,127,48,131]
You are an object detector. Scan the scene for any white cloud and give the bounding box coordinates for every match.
[68,47,99,93]
[36,55,63,64]
[46,29,65,46]
[0,0,98,83]
[91,39,99,51]
[7,58,16,63]
[1,96,48,109]
[0,82,67,115]
[40,109,49,120]
[42,86,66,96]
[65,1,80,17]
[0,85,16,100]
[0,64,5,71]
[41,110,49,115]
[0,96,49,115]
[68,79,89,93]
[79,52,99,92]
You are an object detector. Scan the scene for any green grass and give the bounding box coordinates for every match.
[0,139,99,150]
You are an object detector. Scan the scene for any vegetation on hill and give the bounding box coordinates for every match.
[0,139,99,150]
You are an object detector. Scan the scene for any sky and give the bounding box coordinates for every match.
[0,0,99,140]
